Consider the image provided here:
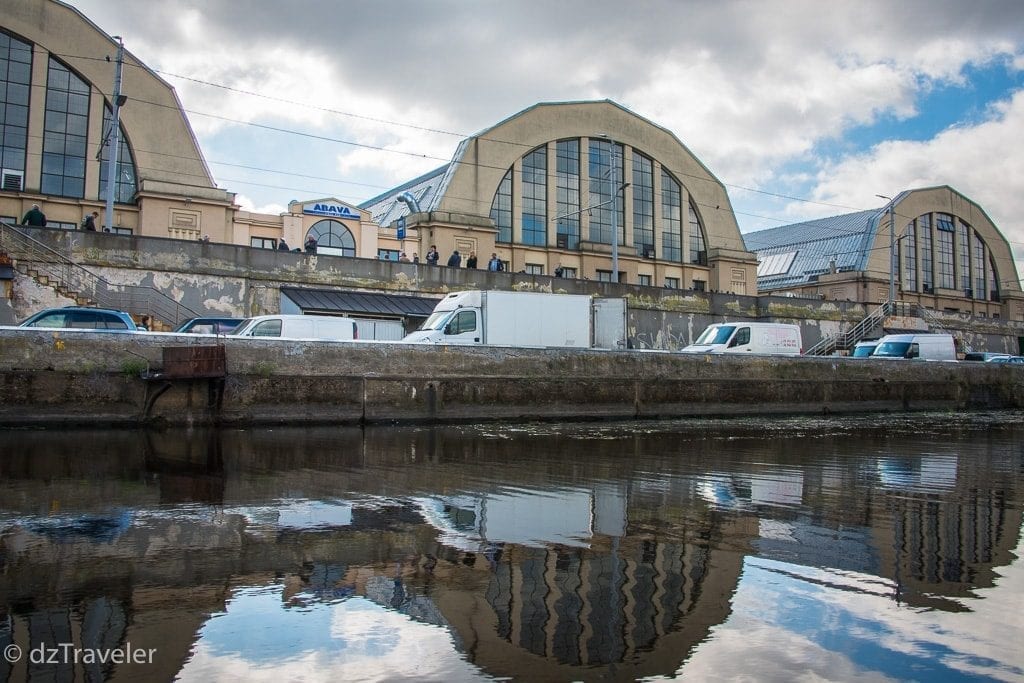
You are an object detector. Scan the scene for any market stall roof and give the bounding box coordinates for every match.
[280,287,440,318]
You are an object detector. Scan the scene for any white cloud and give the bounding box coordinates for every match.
[62,0,1024,287]
[798,90,1024,285]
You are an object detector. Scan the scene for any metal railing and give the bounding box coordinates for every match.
[804,300,892,356]
[0,221,199,327]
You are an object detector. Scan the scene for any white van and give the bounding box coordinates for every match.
[229,314,358,341]
[680,322,802,356]
[869,333,956,360]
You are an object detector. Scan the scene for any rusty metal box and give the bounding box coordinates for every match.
[161,345,226,378]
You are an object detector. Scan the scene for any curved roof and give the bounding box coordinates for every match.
[746,209,886,288]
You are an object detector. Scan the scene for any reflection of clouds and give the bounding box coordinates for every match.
[178,589,488,682]
[665,530,1024,682]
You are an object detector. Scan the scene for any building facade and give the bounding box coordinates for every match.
[361,101,758,293]
[746,187,1024,321]
[3,0,1019,314]
[1,1,757,293]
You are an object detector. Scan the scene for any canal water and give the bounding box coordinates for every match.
[1,412,1022,682]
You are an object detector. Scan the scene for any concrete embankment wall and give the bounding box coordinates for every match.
[9,226,1024,354]
[0,330,1020,427]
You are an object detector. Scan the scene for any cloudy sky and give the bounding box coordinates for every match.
[65,0,1024,283]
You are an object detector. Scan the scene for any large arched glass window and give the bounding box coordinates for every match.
[42,58,89,198]
[973,232,985,299]
[0,31,31,191]
[936,213,955,289]
[555,139,579,249]
[632,151,654,256]
[903,221,917,292]
[988,255,999,302]
[99,106,137,204]
[661,170,682,262]
[689,203,707,265]
[588,138,622,246]
[486,137,710,271]
[958,220,971,293]
[919,214,933,292]
[489,169,512,243]
[521,146,547,246]
[307,220,355,256]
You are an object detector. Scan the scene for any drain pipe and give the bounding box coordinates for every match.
[397,191,421,214]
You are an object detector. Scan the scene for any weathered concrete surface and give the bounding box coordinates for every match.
[14,225,1024,353]
[0,330,1020,427]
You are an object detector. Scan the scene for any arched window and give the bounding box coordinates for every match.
[490,169,512,243]
[486,137,710,270]
[632,152,654,257]
[307,220,355,257]
[0,31,31,192]
[661,171,682,262]
[689,203,707,265]
[973,231,986,299]
[42,58,89,198]
[919,214,933,292]
[988,255,1000,302]
[521,146,547,246]
[588,138,622,246]
[555,139,580,249]
[99,106,137,204]
[903,222,917,292]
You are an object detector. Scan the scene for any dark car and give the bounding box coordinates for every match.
[173,317,245,334]
[964,352,1011,362]
[18,306,141,331]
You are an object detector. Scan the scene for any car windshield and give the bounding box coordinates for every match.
[872,341,911,358]
[228,319,256,335]
[694,325,735,345]
[418,310,452,332]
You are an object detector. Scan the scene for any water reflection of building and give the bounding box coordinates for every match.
[0,424,1021,680]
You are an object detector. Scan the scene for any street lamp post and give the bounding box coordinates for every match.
[876,193,896,312]
[599,134,620,281]
[104,36,125,233]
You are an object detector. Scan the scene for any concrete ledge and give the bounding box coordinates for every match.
[0,329,1020,427]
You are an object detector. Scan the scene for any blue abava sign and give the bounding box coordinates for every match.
[303,201,361,220]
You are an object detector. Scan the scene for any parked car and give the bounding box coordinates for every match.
[987,355,1024,364]
[18,306,141,332]
[851,340,879,358]
[963,352,1012,362]
[173,317,245,334]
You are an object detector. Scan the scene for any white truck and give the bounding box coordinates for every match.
[402,290,627,349]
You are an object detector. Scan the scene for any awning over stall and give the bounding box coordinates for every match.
[280,287,440,319]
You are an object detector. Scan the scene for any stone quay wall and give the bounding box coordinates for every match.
[0,330,1020,428]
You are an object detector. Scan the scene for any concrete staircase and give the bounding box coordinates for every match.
[0,220,198,328]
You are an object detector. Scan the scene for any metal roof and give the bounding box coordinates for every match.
[281,287,440,318]
[358,165,450,226]
[744,209,887,289]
